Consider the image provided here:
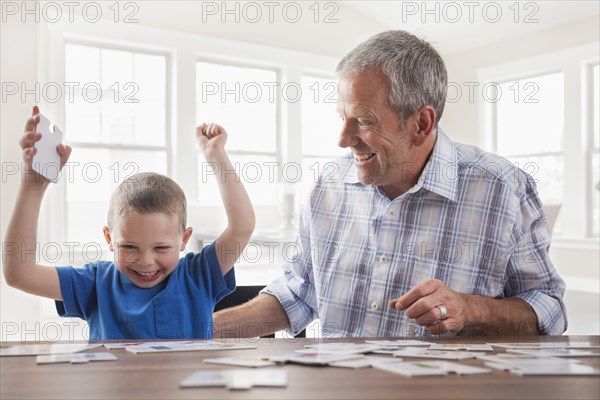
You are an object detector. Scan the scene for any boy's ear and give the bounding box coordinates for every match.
[180,227,193,251]
[103,226,114,251]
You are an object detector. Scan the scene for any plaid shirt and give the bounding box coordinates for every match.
[264,129,567,337]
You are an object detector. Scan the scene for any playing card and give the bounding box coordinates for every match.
[126,342,257,354]
[203,356,276,367]
[104,340,196,349]
[428,344,494,352]
[1,343,102,357]
[269,352,364,365]
[36,352,117,364]
[298,343,381,355]
[373,361,448,377]
[476,353,579,365]
[180,369,288,390]
[507,348,600,358]
[33,113,63,183]
[392,348,484,360]
[365,339,433,347]
[489,342,600,349]
[329,356,400,369]
[507,363,600,376]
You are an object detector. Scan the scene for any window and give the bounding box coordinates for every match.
[590,64,599,237]
[64,43,169,246]
[300,75,345,198]
[495,73,565,207]
[481,43,599,239]
[195,61,279,206]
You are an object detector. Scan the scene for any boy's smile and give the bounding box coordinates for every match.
[103,212,193,288]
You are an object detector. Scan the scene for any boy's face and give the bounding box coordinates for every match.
[103,212,193,288]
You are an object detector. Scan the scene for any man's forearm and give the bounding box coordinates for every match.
[461,295,539,338]
[213,294,290,338]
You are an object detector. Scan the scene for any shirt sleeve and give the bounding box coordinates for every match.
[504,177,567,335]
[55,264,98,319]
[188,242,235,305]
[262,201,319,336]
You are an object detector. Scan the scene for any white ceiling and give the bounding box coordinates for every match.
[109,1,599,57]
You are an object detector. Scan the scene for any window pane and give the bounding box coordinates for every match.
[592,151,599,237]
[66,148,167,245]
[301,76,345,157]
[301,156,340,201]
[506,155,564,205]
[196,62,277,153]
[197,154,278,206]
[64,44,167,146]
[593,64,599,149]
[496,73,564,155]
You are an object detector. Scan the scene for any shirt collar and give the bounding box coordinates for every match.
[341,127,459,202]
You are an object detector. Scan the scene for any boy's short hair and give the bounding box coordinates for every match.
[107,172,187,232]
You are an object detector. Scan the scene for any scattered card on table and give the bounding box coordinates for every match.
[507,364,600,376]
[269,352,364,365]
[489,342,600,350]
[36,352,117,364]
[428,344,494,352]
[329,356,400,369]
[180,369,287,390]
[1,343,102,357]
[373,361,448,377]
[299,343,381,355]
[126,342,257,354]
[365,340,432,347]
[104,340,196,349]
[203,356,276,367]
[507,349,600,358]
[392,348,484,360]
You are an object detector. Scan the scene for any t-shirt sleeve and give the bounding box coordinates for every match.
[187,242,235,304]
[54,264,98,319]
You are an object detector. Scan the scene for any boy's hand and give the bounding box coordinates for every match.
[196,123,228,160]
[20,106,72,190]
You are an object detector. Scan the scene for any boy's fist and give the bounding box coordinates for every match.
[196,123,228,158]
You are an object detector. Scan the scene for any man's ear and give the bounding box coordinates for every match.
[413,106,436,146]
[103,226,114,251]
[180,227,193,251]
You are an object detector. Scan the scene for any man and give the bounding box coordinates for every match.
[214,30,567,338]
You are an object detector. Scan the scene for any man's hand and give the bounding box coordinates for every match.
[21,105,72,190]
[388,279,471,334]
[196,122,227,160]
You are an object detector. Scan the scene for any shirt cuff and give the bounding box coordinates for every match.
[516,289,568,335]
[261,276,315,337]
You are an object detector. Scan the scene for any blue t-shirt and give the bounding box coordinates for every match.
[55,243,235,340]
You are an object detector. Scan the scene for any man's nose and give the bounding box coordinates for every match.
[337,121,358,148]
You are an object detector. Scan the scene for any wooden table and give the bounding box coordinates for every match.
[2,336,599,399]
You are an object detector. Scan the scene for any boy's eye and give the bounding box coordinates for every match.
[120,245,137,251]
[155,246,170,251]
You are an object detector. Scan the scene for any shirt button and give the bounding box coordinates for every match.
[371,302,379,310]
[389,210,396,216]
[379,255,388,263]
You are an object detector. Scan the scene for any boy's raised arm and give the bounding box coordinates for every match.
[2,106,72,300]
[196,123,255,275]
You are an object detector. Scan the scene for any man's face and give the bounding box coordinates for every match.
[336,70,421,196]
[103,212,192,288]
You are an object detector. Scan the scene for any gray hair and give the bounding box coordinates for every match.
[107,172,187,232]
[336,30,447,127]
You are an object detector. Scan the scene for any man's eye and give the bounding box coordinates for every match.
[357,119,370,127]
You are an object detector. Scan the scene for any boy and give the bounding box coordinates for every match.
[3,106,255,340]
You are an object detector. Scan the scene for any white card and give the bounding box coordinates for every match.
[365,339,433,347]
[32,113,63,183]
[329,356,400,369]
[299,343,381,355]
[203,356,276,368]
[392,348,484,360]
[508,363,600,376]
[269,352,364,365]
[428,343,494,352]
[180,369,287,390]
[373,361,448,377]
[104,340,197,349]
[489,342,600,349]
[36,352,117,364]
[507,348,600,358]
[126,342,256,354]
[1,343,102,357]
[476,353,579,365]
